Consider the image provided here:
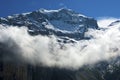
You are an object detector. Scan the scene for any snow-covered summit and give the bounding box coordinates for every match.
[0,8,98,40]
[38,8,87,17]
[109,20,120,26]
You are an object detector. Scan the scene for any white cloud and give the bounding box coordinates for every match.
[59,3,64,6]
[0,19,120,69]
[59,3,67,8]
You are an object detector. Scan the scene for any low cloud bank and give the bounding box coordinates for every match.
[0,18,120,69]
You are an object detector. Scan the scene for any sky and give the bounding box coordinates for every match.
[0,0,120,18]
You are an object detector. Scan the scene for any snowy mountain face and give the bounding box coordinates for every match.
[109,20,120,26]
[0,8,98,40]
[1,9,120,80]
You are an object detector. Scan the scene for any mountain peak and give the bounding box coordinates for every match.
[37,8,87,18]
[0,8,98,40]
